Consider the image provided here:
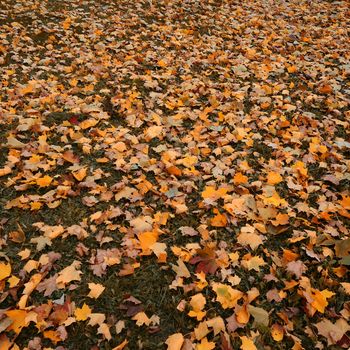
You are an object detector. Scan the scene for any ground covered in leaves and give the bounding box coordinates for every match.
[0,0,350,349]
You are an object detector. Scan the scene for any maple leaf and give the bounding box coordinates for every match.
[197,337,215,350]
[212,283,243,309]
[0,262,11,281]
[315,318,350,346]
[97,323,111,340]
[266,171,283,185]
[188,293,206,321]
[240,336,257,350]
[233,172,248,185]
[165,333,184,350]
[189,245,219,275]
[62,150,80,164]
[36,175,52,187]
[210,209,228,227]
[144,125,163,141]
[5,310,28,334]
[87,283,105,299]
[56,261,82,287]
[172,258,191,278]
[237,232,263,250]
[310,289,335,313]
[75,303,92,321]
[206,317,225,335]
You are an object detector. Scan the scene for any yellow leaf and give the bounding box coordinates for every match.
[196,337,215,350]
[36,175,52,187]
[240,336,257,350]
[188,293,206,321]
[310,289,335,313]
[292,161,308,177]
[202,186,228,200]
[8,275,20,288]
[56,261,82,287]
[166,333,184,350]
[98,323,111,340]
[212,282,243,309]
[80,119,98,129]
[87,283,105,299]
[75,303,92,321]
[271,213,289,226]
[241,255,266,271]
[132,312,151,326]
[158,59,167,67]
[172,258,191,278]
[205,317,225,335]
[18,249,31,260]
[30,201,42,210]
[271,323,284,341]
[0,262,11,281]
[194,321,209,341]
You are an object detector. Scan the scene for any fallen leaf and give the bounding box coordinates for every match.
[212,283,243,309]
[87,283,105,299]
[0,262,11,281]
[166,333,184,350]
[75,303,92,321]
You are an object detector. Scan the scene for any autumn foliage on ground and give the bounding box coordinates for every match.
[0,0,350,349]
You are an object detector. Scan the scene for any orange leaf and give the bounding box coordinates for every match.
[165,333,184,350]
[43,330,61,344]
[166,166,182,177]
[236,304,250,324]
[271,323,284,342]
[72,167,87,181]
[240,336,257,350]
[210,211,227,227]
[137,231,158,255]
[212,282,243,309]
[87,283,105,299]
[0,262,11,281]
[0,166,11,177]
[75,303,92,321]
[62,151,80,164]
[310,289,335,313]
[112,339,128,350]
[267,171,283,185]
[5,310,28,334]
[233,172,248,185]
[36,175,52,187]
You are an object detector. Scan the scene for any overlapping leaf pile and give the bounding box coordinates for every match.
[0,0,350,349]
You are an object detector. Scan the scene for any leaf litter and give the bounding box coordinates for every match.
[0,0,349,349]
